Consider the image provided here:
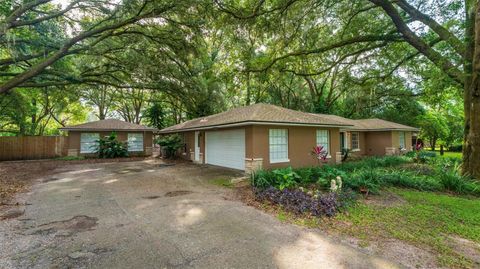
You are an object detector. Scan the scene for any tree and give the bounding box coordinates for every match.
[143,102,167,129]
[0,0,179,92]
[82,86,116,120]
[418,112,449,151]
[215,0,480,178]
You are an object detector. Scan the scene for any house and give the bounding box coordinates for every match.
[159,104,419,173]
[59,119,157,157]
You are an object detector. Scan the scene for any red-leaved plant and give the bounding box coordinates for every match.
[415,142,423,151]
[311,145,328,165]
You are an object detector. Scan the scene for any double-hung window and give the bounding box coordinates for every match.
[128,133,144,152]
[316,130,330,156]
[351,132,360,151]
[80,133,99,153]
[399,132,406,149]
[269,129,288,163]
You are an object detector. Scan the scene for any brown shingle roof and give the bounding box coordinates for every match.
[348,118,419,131]
[59,119,157,131]
[160,103,353,133]
[309,114,419,131]
[160,104,420,133]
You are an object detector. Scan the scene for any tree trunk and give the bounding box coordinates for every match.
[463,1,480,178]
[463,0,475,176]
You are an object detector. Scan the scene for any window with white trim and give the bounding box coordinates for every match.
[351,132,360,150]
[128,133,144,152]
[269,129,288,163]
[80,133,99,153]
[399,132,406,149]
[316,129,329,155]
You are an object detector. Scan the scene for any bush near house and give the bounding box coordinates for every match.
[155,134,183,158]
[94,132,129,158]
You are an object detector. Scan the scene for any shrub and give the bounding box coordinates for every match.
[155,134,183,158]
[448,144,463,152]
[416,151,437,163]
[94,132,128,158]
[339,156,409,171]
[380,169,442,191]
[343,169,382,194]
[432,162,480,195]
[252,169,278,189]
[405,151,416,158]
[272,167,301,190]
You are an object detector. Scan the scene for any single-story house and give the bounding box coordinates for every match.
[159,103,419,173]
[59,119,157,157]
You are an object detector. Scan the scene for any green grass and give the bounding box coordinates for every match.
[429,151,463,159]
[325,189,480,268]
[209,177,234,188]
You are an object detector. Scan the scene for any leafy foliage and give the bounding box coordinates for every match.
[253,156,480,197]
[255,187,356,217]
[155,134,184,158]
[94,132,128,158]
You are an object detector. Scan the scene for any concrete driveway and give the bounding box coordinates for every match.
[0,160,401,269]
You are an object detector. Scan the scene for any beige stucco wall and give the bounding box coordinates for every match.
[363,131,414,155]
[68,130,153,156]
[249,125,340,170]
[178,125,341,170]
[364,131,392,156]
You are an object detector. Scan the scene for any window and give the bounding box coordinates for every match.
[316,129,330,155]
[399,132,406,149]
[351,132,360,150]
[269,129,288,163]
[80,133,99,153]
[128,133,144,152]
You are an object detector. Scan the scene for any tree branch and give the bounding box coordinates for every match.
[369,0,464,85]
[0,3,175,93]
[247,34,402,72]
[395,0,465,57]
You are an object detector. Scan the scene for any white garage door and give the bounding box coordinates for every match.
[205,129,245,170]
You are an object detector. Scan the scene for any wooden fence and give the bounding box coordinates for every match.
[0,136,67,161]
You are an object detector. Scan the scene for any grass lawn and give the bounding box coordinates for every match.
[322,188,480,268]
[428,150,463,159]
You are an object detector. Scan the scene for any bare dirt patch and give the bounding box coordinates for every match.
[30,215,98,236]
[0,208,24,220]
[164,190,193,197]
[448,235,480,267]
[362,191,406,207]
[142,195,161,199]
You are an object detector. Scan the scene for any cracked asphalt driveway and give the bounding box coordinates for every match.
[0,160,402,268]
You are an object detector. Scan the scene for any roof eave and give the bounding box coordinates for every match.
[59,128,157,132]
[158,120,353,134]
[339,128,420,132]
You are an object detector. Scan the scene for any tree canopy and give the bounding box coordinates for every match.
[0,0,478,177]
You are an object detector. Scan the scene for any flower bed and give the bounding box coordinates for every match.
[251,156,480,218]
[255,187,356,217]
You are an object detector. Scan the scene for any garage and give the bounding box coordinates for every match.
[205,129,245,170]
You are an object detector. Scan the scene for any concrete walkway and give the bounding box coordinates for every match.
[0,160,402,268]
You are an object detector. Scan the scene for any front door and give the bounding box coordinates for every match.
[194,131,200,162]
[340,132,346,152]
